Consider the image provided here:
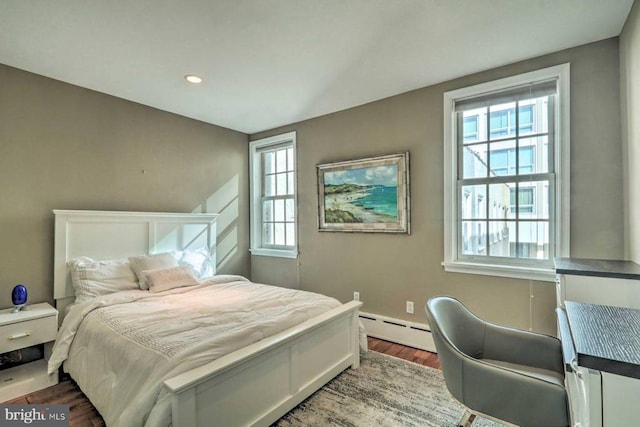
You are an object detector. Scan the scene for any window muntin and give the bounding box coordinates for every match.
[488,103,534,138]
[250,132,297,258]
[489,145,535,176]
[510,186,534,213]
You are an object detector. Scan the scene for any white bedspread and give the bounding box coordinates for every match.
[48,275,344,427]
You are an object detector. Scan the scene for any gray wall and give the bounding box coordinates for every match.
[622,0,640,263]
[251,256,299,290]
[251,38,624,335]
[0,64,251,307]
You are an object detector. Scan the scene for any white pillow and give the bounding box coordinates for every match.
[68,257,139,303]
[172,247,215,280]
[143,265,199,293]
[128,253,179,290]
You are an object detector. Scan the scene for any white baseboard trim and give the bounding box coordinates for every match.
[359,311,436,353]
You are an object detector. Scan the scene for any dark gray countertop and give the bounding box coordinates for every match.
[555,257,640,280]
[564,301,640,379]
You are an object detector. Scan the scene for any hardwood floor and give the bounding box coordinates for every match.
[3,337,439,426]
[367,336,440,369]
[5,377,105,426]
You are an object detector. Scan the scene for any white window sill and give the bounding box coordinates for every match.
[442,261,555,282]
[250,248,298,259]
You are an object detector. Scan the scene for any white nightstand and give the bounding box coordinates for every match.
[0,302,58,401]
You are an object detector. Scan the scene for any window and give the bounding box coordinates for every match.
[443,65,570,281]
[490,146,534,176]
[510,187,534,213]
[463,116,479,142]
[250,131,297,258]
[489,103,534,138]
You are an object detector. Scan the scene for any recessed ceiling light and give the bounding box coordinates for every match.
[184,74,203,84]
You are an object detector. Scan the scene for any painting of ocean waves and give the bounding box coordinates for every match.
[356,186,397,216]
[324,165,399,224]
[318,152,409,233]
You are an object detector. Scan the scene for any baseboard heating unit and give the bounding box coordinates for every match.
[359,311,436,352]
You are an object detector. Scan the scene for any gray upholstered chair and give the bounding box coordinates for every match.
[425,296,569,427]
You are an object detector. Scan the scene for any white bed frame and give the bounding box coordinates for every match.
[53,210,362,426]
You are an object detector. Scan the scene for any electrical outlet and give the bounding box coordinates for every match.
[354,291,360,301]
[406,301,414,314]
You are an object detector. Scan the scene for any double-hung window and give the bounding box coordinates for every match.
[250,131,297,258]
[443,65,570,281]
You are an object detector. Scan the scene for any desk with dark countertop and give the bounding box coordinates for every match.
[555,257,640,280]
[557,300,640,426]
[561,301,640,379]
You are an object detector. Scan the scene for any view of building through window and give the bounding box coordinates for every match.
[458,96,552,261]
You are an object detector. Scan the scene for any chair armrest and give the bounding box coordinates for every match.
[462,356,569,426]
[482,323,564,374]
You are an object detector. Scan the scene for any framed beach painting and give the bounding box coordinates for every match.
[317,152,410,233]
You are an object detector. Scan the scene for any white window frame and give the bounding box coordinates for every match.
[443,64,570,282]
[249,131,298,259]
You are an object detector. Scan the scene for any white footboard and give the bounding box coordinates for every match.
[164,301,362,427]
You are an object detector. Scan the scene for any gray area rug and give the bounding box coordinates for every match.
[274,351,504,427]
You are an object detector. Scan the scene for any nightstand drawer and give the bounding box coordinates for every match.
[0,359,57,402]
[0,316,57,354]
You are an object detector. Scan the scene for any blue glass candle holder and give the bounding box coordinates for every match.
[11,284,28,313]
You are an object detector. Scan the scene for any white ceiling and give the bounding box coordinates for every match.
[0,0,634,134]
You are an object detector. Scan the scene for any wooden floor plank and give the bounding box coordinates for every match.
[1,337,438,425]
[5,396,28,404]
[396,344,413,360]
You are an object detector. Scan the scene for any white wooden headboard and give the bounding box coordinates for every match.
[53,210,218,309]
